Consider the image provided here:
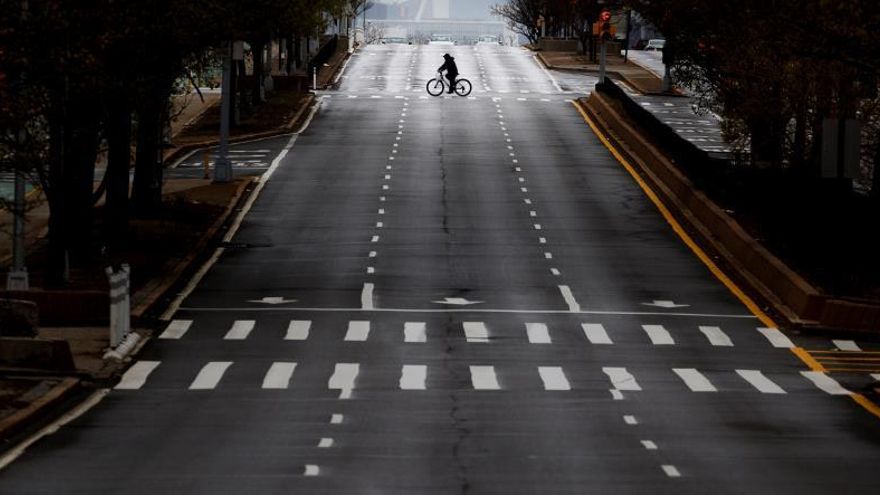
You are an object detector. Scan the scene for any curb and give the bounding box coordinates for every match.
[0,377,80,442]
[535,51,683,97]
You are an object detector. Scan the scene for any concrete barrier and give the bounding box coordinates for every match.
[0,299,38,337]
[580,90,834,328]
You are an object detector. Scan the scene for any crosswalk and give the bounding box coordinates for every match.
[116,359,855,396]
[158,318,786,349]
[177,149,272,169]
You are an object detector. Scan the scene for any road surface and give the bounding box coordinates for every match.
[1,44,879,495]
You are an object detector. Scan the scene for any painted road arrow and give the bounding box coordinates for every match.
[432,297,485,306]
[641,300,690,309]
[248,297,298,305]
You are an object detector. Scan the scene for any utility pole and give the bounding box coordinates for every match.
[214,41,233,183]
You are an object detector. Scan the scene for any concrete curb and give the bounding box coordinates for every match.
[0,377,80,441]
[577,93,824,328]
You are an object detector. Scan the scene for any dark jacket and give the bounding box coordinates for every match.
[438,54,459,77]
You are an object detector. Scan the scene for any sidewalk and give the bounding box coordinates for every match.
[537,50,671,95]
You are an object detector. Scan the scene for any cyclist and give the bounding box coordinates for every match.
[438,53,459,94]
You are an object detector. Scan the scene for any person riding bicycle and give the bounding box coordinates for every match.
[438,53,459,94]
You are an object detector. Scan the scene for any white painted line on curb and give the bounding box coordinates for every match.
[115,361,161,390]
[262,362,297,389]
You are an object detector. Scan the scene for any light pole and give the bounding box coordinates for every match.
[213,41,233,183]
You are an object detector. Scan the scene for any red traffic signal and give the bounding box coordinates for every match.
[600,10,611,22]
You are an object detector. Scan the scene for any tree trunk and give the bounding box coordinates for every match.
[749,116,785,167]
[131,87,165,216]
[105,94,132,248]
[252,39,266,107]
[64,97,100,258]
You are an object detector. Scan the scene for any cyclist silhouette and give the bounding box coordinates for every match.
[438,53,459,94]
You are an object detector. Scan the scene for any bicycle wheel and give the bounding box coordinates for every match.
[454,78,472,97]
[426,78,445,97]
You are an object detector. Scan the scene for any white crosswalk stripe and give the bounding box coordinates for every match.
[832,340,861,351]
[698,326,733,347]
[470,365,501,390]
[538,366,571,390]
[463,322,489,343]
[736,370,786,394]
[404,322,427,343]
[581,323,612,344]
[190,362,233,390]
[643,325,675,345]
[329,363,360,399]
[801,371,851,395]
[224,320,255,340]
[673,368,717,392]
[345,321,370,341]
[603,367,642,391]
[262,362,297,389]
[115,361,161,390]
[400,365,427,390]
[159,320,191,339]
[286,320,311,340]
[757,327,794,348]
[526,323,551,344]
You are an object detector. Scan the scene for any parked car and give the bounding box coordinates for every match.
[477,35,501,45]
[644,39,666,51]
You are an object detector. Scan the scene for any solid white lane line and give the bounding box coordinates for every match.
[262,362,297,389]
[328,363,360,399]
[285,320,311,340]
[642,324,675,345]
[159,319,192,339]
[538,366,571,391]
[833,340,861,351]
[361,283,375,310]
[662,465,681,478]
[115,361,161,390]
[641,440,658,450]
[801,371,851,395]
[400,365,427,390]
[330,414,344,424]
[582,323,612,344]
[404,322,427,343]
[736,369,786,394]
[757,327,794,348]
[526,323,551,344]
[559,285,581,312]
[189,362,233,390]
[470,366,501,390]
[623,415,638,425]
[345,321,370,341]
[673,368,717,392]
[224,320,255,340]
[603,367,642,391]
[318,438,334,448]
[304,465,320,476]
[463,321,490,343]
[698,326,733,346]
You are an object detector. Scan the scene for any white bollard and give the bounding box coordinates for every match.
[105,265,131,349]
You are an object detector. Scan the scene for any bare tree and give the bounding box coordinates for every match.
[491,0,543,46]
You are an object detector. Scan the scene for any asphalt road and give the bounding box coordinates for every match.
[1,44,879,494]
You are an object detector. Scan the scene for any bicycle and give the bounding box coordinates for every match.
[426,72,473,97]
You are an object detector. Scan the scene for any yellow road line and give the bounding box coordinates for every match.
[572,101,775,328]
[809,350,880,355]
[572,100,880,421]
[824,368,880,373]
[813,358,880,363]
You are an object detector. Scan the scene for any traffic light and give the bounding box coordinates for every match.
[600,10,612,40]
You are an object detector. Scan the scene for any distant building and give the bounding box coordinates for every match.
[367,0,507,45]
